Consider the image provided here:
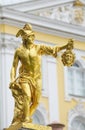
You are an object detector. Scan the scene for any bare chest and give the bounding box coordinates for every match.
[18,47,41,64]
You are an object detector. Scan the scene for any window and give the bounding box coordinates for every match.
[64,60,85,100]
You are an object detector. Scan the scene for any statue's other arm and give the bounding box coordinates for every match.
[10,50,19,82]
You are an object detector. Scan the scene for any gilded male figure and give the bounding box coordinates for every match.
[10,24,74,125]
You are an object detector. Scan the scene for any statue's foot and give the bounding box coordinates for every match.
[11,121,20,125]
[23,117,32,123]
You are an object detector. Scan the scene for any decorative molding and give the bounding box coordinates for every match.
[0,33,21,52]
[32,3,85,26]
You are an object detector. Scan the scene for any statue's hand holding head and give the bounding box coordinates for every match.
[66,39,74,50]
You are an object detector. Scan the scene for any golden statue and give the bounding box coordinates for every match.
[9,24,75,126]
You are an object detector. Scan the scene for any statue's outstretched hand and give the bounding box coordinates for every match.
[66,39,74,50]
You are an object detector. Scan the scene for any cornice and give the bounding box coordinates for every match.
[0,7,85,42]
[5,0,75,12]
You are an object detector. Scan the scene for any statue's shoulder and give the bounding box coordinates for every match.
[15,48,20,53]
[15,45,22,55]
[34,43,41,49]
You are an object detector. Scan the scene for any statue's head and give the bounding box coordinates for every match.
[16,23,35,42]
[61,50,75,66]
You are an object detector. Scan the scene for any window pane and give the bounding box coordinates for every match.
[76,70,83,80]
[68,79,74,94]
[68,68,74,78]
[80,123,85,130]
[67,65,85,98]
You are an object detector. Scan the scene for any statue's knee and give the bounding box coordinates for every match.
[35,101,39,106]
[24,95,31,102]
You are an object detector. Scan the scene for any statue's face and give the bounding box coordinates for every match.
[62,50,75,66]
[22,32,35,43]
[65,53,73,64]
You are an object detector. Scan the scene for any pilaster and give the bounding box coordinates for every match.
[0,33,21,130]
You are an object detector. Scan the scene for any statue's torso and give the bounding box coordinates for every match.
[17,44,41,79]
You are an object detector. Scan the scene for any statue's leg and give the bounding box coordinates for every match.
[20,82,31,122]
[11,102,22,125]
[11,86,23,125]
[30,88,41,116]
[11,102,19,125]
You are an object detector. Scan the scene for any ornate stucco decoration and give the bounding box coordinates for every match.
[0,33,21,52]
[73,0,84,6]
[68,102,85,130]
[73,0,85,25]
[31,1,85,26]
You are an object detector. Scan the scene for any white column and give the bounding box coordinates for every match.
[0,34,20,130]
[47,56,59,123]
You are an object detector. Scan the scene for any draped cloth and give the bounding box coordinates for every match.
[10,72,40,123]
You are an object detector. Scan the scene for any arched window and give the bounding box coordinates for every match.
[67,61,85,98]
[64,59,85,100]
[32,104,48,125]
[68,103,85,130]
[69,116,85,130]
[32,110,45,125]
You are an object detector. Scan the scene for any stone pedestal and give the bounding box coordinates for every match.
[4,123,52,130]
[47,123,65,130]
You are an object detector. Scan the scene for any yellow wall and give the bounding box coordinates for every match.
[1,24,85,50]
[1,24,85,130]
